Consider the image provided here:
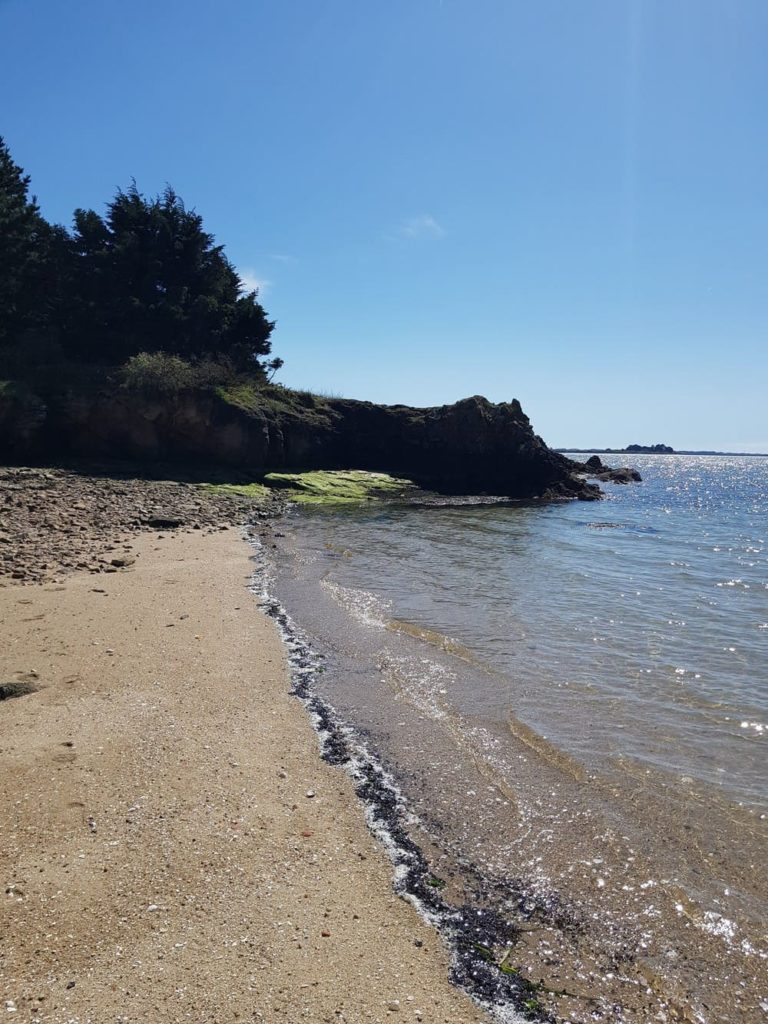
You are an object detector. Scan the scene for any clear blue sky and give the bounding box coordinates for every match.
[2,0,766,450]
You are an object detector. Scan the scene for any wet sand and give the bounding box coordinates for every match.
[0,529,489,1024]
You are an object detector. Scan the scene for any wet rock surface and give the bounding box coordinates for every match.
[569,455,643,485]
[0,465,280,585]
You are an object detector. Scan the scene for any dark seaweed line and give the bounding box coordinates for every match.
[247,539,553,1024]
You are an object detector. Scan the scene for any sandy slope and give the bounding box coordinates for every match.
[0,529,488,1024]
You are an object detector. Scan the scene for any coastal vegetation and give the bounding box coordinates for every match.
[0,136,281,387]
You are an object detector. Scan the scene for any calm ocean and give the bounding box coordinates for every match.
[265,455,768,1023]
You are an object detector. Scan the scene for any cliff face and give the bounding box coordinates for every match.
[1,386,600,501]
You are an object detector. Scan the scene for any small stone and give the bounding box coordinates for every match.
[147,517,183,529]
[305,790,315,798]
[386,1000,400,1012]
[147,904,159,912]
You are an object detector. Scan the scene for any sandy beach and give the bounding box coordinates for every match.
[0,523,489,1023]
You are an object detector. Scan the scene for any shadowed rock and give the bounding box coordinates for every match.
[2,388,611,501]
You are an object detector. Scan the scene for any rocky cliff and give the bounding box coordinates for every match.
[1,384,604,500]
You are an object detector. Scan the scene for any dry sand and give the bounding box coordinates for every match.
[0,528,489,1024]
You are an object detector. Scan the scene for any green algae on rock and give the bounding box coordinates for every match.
[201,481,272,502]
[263,469,414,505]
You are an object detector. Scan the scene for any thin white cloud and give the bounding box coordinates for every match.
[238,269,272,296]
[268,253,295,264]
[397,214,446,240]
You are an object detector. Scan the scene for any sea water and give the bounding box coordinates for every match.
[264,455,768,1023]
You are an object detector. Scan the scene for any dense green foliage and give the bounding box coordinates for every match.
[0,138,62,347]
[119,351,242,393]
[0,138,280,377]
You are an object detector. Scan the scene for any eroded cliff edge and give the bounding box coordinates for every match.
[1,384,608,500]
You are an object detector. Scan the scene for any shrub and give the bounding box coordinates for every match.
[119,352,248,394]
[119,352,197,393]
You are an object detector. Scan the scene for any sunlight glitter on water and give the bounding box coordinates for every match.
[266,454,768,1023]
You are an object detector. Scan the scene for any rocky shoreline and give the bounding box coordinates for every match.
[0,465,282,585]
[0,454,642,586]
[1,387,611,501]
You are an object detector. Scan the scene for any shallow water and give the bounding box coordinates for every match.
[264,455,768,1023]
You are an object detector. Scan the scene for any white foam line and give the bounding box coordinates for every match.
[245,532,527,1024]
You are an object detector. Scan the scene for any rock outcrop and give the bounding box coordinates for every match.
[1,386,605,501]
[572,453,642,485]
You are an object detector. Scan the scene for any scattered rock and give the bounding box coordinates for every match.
[0,466,283,584]
[595,467,642,484]
[0,681,38,701]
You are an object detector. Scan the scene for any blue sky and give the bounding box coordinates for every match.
[2,0,766,450]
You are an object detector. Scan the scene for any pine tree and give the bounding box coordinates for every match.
[66,184,275,368]
[0,137,51,346]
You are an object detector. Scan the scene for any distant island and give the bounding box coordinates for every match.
[558,444,675,455]
[558,446,768,457]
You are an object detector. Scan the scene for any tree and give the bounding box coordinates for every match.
[64,184,276,370]
[0,137,53,346]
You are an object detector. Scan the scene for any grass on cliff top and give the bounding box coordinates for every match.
[216,382,340,429]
